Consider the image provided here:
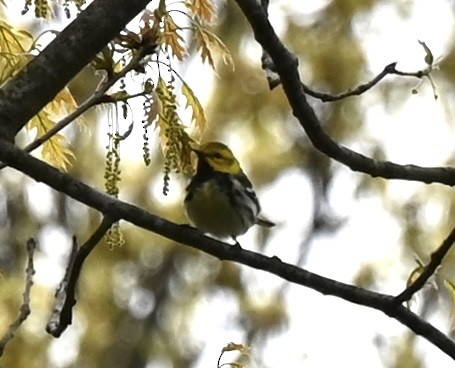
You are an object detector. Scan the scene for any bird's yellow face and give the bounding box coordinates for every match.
[195,142,242,175]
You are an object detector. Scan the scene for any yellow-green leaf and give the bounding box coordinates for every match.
[154,77,194,177]
[182,81,206,139]
[162,14,185,60]
[27,88,79,170]
[0,20,33,53]
[0,21,34,83]
[195,27,234,71]
[406,264,424,288]
[404,262,425,308]
[185,0,215,23]
[445,280,455,333]
[221,342,250,355]
[41,133,75,170]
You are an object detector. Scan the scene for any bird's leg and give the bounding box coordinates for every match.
[180,223,196,230]
[232,238,242,249]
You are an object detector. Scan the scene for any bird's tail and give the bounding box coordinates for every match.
[257,217,275,228]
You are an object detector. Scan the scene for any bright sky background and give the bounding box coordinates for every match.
[6,0,455,367]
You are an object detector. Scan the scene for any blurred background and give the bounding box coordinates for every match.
[2,0,455,367]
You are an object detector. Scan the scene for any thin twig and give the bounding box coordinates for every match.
[0,238,36,356]
[26,51,145,150]
[0,49,147,171]
[394,225,455,304]
[46,215,117,337]
[302,62,430,102]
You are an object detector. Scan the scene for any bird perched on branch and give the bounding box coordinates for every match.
[184,141,274,243]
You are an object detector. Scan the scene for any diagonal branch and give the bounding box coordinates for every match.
[46,216,117,337]
[0,0,151,141]
[233,0,455,186]
[394,225,455,304]
[0,139,454,359]
[24,51,147,152]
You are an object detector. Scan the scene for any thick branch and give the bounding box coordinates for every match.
[233,0,455,186]
[0,139,454,359]
[0,0,151,141]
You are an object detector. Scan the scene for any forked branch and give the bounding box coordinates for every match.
[46,216,117,337]
[234,0,454,186]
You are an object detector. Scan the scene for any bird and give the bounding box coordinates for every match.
[184,141,274,243]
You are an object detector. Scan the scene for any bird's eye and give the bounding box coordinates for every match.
[213,152,223,159]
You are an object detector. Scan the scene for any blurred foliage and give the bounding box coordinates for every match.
[1,0,455,368]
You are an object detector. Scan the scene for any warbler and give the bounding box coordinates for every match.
[184,142,274,242]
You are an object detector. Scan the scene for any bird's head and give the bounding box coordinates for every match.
[193,142,242,175]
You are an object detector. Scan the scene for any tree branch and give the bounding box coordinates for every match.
[0,139,454,359]
[46,216,117,337]
[0,238,36,356]
[0,0,151,141]
[302,62,431,102]
[0,49,149,171]
[21,49,148,157]
[394,225,455,304]
[233,0,455,186]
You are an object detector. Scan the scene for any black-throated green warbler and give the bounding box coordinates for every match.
[184,142,274,242]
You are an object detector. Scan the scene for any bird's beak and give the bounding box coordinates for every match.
[192,148,203,157]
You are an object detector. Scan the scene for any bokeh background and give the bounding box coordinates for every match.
[2,0,455,367]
